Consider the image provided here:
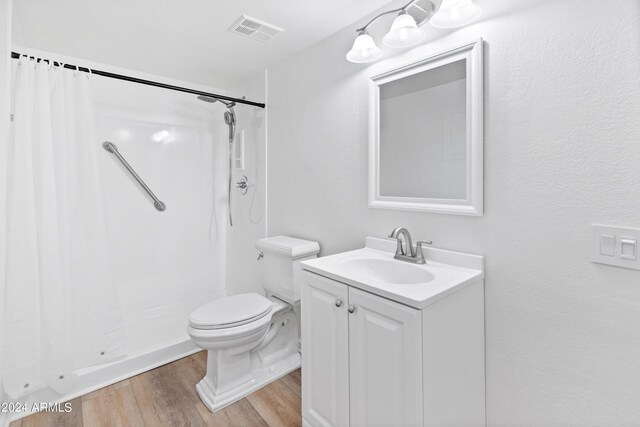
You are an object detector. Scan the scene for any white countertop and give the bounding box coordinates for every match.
[301,237,484,309]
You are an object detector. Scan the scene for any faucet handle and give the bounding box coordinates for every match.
[414,241,432,264]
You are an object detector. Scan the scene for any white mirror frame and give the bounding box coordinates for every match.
[369,38,484,216]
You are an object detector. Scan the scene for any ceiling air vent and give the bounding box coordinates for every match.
[229,15,284,42]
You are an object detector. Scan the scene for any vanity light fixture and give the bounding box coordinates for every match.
[382,10,425,48]
[346,0,482,63]
[430,0,482,29]
[346,0,427,63]
[346,30,383,63]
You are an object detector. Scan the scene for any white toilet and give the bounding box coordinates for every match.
[188,235,319,412]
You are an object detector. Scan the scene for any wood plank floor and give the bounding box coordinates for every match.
[10,352,302,427]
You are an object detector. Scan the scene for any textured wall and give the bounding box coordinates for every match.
[267,0,640,424]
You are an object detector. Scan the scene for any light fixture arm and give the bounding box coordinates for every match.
[355,0,417,32]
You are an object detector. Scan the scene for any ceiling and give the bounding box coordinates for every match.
[12,0,397,89]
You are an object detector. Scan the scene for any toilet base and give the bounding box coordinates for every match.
[196,351,300,412]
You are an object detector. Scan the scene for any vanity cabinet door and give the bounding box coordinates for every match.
[301,272,350,427]
[347,287,423,427]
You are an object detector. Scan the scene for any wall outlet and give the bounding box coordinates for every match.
[591,225,640,270]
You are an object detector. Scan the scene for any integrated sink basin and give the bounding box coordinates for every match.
[338,258,435,285]
[301,236,484,309]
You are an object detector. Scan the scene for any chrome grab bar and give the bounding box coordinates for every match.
[102,141,166,212]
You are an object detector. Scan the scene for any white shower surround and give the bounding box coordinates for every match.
[4,50,231,421]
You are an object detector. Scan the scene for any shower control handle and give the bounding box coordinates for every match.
[236,175,249,195]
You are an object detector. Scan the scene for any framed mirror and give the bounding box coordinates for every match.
[369,39,483,216]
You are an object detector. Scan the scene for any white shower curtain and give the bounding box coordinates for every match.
[2,59,124,399]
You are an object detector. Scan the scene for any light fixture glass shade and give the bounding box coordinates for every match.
[346,32,383,63]
[382,12,425,48]
[430,0,482,29]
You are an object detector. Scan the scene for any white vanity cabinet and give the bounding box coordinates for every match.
[301,273,422,427]
[347,286,423,427]
[301,266,485,427]
[300,272,350,427]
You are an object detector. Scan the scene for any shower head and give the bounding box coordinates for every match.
[197,95,236,108]
[197,94,236,142]
[198,94,236,126]
[197,95,238,227]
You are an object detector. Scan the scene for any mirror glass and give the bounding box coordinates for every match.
[379,59,466,199]
[369,39,483,216]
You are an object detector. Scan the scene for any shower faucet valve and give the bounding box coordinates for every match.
[236,175,249,195]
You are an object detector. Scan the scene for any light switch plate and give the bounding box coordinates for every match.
[599,234,615,256]
[592,225,640,270]
[621,237,637,260]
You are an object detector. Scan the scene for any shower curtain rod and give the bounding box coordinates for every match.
[10,51,266,109]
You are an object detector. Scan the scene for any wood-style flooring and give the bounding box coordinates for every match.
[10,351,302,427]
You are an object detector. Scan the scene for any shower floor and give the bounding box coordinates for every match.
[9,351,302,427]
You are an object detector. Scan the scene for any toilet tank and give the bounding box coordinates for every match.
[256,236,320,304]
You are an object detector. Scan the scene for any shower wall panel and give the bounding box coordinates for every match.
[225,70,267,297]
[91,76,228,356]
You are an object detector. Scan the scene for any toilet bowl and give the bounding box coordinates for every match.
[188,236,319,412]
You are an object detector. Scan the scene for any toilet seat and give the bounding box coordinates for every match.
[187,296,289,348]
[189,293,273,330]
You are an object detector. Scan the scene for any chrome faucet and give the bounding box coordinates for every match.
[389,227,432,264]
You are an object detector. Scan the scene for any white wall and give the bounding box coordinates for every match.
[266,0,640,424]
[0,0,11,416]
[225,71,268,296]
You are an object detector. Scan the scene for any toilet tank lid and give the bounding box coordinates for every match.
[256,236,320,259]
